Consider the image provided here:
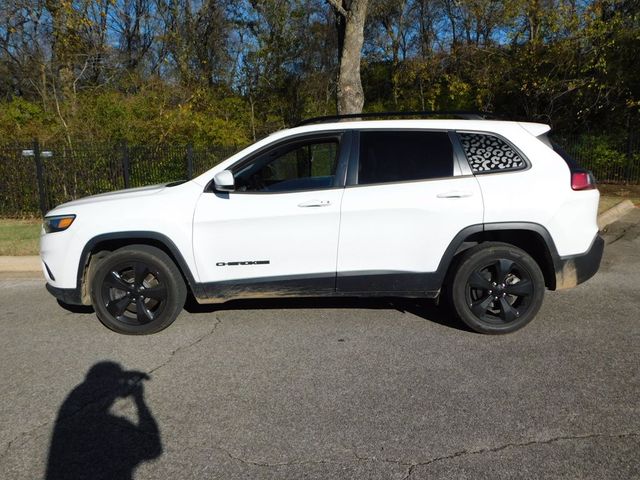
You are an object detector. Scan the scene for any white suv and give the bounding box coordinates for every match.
[40,117,603,335]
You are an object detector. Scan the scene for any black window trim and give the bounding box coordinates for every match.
[346,128,473,188]
[454,130,532,175]
[449,130,473,175]
[205,130,353,195]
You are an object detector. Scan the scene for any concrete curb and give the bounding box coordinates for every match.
[597,199,636,230]
[0,201,638,273]
[0,255,41,272]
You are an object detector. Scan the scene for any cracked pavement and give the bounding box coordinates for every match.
[1,211,639,479]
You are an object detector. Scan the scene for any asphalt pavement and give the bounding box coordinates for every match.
[1,212,639,479]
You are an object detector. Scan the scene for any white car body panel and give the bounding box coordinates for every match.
[336,176,483,275]
[472,123,599,256]
[41,181,203,289]
[192,188,344,282]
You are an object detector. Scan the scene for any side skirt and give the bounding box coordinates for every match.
[195,271,441,304]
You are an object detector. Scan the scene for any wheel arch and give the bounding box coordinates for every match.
[438,223,560,291]
[77,232,201,304]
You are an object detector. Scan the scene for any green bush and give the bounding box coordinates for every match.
[572,135,627,170]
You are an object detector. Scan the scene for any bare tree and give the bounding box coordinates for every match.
[113,0,155,72]
[327,0,368,114]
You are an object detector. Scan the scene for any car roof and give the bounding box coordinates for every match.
[275,119,550,138]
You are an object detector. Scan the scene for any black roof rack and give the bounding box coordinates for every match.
[296,110,495,127]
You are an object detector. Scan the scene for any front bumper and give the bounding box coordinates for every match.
[554,234,604,290]
[46,283,84,305]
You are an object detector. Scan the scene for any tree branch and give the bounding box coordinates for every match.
[327,0,348,18]
[73,56,91,96]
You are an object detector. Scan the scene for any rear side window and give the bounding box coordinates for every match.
[459,133,525,173]
[358,131,454,185]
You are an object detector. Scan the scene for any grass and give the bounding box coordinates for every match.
[598,185,640,205]
[0,219,41,256]
[0,184,639,256]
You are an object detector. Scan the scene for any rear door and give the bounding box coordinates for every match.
[336,129,484,294]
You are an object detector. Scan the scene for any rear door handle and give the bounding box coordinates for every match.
[298,199,331,208]
[436,191,473,198]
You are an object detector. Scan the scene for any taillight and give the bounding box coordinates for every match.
[571,171,596,191]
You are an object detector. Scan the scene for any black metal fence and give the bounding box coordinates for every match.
[1,133,639,217]
[552,132,640,185]
[0,141,238,217]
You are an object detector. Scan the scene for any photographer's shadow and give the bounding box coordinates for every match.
[46,361,162,480]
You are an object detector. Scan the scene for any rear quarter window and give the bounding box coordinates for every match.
[459,133,526,173]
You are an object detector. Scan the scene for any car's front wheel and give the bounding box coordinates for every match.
[90,245,187,334]
[449,242,545,334]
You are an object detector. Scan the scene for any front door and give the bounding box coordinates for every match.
[192,132,350,300]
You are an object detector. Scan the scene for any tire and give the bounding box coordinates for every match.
[448,242,545,334]
[90,245,187,335]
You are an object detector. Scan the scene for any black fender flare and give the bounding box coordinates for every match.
[433,222,561,287]
[76,231,202,296]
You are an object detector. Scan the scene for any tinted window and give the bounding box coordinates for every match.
[234,140,338,192]
[459,133,525,173]
[358,131,454,185]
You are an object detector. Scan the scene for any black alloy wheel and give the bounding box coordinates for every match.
[466,258,535,325]
[100,261,168,326]
[449,242,545,334]
[91,245,187,334]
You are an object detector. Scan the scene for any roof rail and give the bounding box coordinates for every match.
[296,110,495,127]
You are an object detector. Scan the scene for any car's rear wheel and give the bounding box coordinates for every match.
[90,245,186,335]
[449,242,545,334]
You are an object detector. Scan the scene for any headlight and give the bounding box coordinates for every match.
[44,215,76,233]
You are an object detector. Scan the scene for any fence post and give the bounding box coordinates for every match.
[33,138,48,216]
[121,140,130,188]
[625,127,633,183]
[186,143,194,180]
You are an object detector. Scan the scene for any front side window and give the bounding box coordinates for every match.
[234,140,338,192]
[459,133,525,173]
[358,131,454,185]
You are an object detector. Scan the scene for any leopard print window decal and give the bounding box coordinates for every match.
[459,133,525,173]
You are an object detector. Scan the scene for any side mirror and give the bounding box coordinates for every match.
[213,170,235,192]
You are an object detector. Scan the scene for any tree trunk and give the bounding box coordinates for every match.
[330,0,368,115]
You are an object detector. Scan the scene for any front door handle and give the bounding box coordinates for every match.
[298,199,331,208]
[436,191,473,198]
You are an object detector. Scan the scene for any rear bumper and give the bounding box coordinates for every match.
[46,283,84,305]
[554,235,604,290]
